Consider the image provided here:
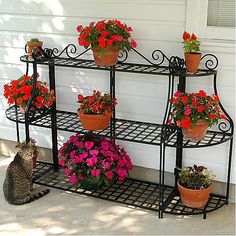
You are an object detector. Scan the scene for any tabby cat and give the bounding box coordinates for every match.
[3,140,50,205]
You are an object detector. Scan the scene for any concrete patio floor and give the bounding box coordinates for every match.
[0,155,235,236]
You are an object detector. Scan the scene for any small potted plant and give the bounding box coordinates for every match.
[178,165,215,208]
[77,19,137,66]
[59,132,133,190]
[169,90,226,141]
[27,38,43,58]
[16,138,39,169]
[182,31,201,73]
[77,90,117,131]
[4,74,55,113]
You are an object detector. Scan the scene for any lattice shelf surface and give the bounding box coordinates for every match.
[6,107,232,148]
[33,162,227,216]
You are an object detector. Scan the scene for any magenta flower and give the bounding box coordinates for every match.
[70,150,77,158]
[64,168,71,176]
[89,149,99,156]
[79,152,88,159]
[69,173,78,184]
[101,141,110,150]
[106,170,114,180]
[117,168,127,180]
[75,141,84,148]
[91,169,101,177]
[103,161,111,169]
[59,158,65,167]
[85,141,94,150]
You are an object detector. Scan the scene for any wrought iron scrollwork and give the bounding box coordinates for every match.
[161,124,178,141]
[169,56,185,73]
[117,50,128,63]
[200,54,218,70]
[152,50,169,66]
[218,119,233,133]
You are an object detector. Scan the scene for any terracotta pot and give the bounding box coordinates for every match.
[178,180,213,208]
[32,151,39,169]
[27,41,43,58]
[78,110,112,131]
[184,52,202,73]
[92,47,119,67]
[182,120,209,142]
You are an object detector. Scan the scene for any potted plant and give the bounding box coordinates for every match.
[77,90,117,131]
[77,19,137,66]
[59,132,133,190]
[178,165,215,208]
[16,138,39,169]
[4,74,55,113]
[27,38,43,58]
[182,31,201,73]
[169,90,226,141]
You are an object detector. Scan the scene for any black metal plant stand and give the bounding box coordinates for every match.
[5,44,234,218]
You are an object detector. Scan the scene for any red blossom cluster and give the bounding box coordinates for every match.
[4,74,55,110]
[169,90,226,128]
[59,133,133,186]
[77,19,137,54]
[182,31,201,53]
[78,90,117,115]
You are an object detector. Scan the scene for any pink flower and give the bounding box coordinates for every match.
[118,159,126,167]
[59,158,65,167]
[89,149,99,156]
[184,107,191,115]
[106,170,114,180]
[91,169,101,177]
[79,152,88,159]
[75,141,84,148]
[79,173,84,180]
[89,22,95,27]
[70,150,77,158]
[64,168,71,176]
[86,156,97,167]
[174,91,182,97]
[69,173,78,184]
[76,25,83,32]
[85,141,94,150]
[131,39,137,48]
[103,161,111,169]
[117,168,127,180]
[101,141,110,150]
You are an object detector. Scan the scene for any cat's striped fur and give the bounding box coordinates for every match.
[3,144,50,205]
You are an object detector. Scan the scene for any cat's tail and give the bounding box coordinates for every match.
[29,189,50,202]
[10,189,50,205]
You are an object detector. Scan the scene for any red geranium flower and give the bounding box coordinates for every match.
[182,31,191,41]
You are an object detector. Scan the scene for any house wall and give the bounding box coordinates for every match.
[0,0,235,184]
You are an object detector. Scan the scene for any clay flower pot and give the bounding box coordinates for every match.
[78,110,112,131]
[92,47,119,67]
[182,119,209,142]
[177,180,213,208]
[27,41,43,58]
[184,52,202,73]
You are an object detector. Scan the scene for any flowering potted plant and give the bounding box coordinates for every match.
[16,138,39,169]
[178,165,215,208]
[4,74,55,113]
[169,90,226,141]
[182,31,201,73]
[27,38,43,59]
[77,90,117,131]
[59,132,133,190]
[77,19,137,66]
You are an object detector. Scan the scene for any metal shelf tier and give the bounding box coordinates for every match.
[33,162,227,216]
[20,55,217,77]
[6,106,233,148]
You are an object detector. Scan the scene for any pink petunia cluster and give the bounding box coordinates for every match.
[58,133,133,186]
